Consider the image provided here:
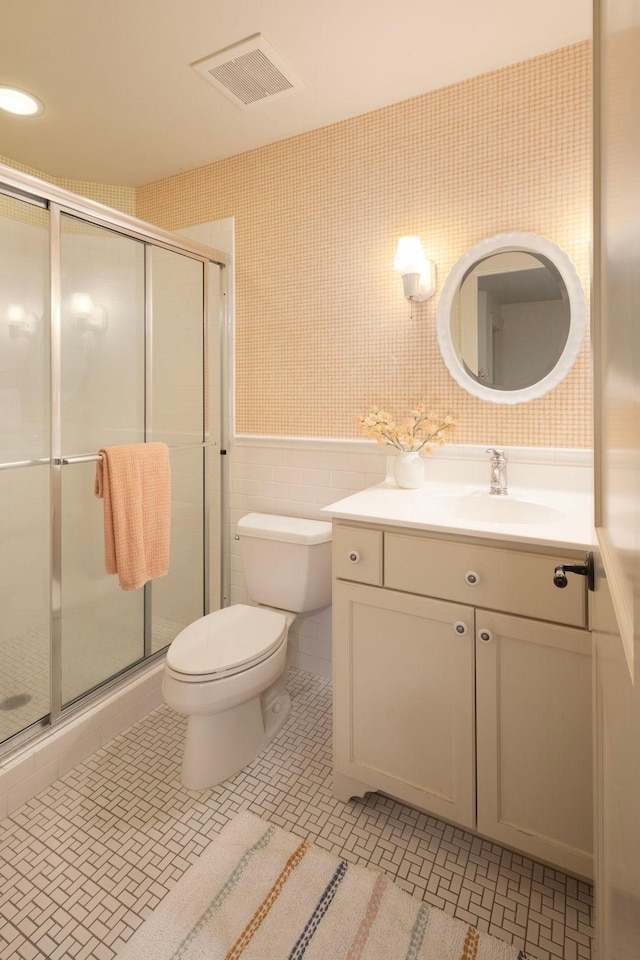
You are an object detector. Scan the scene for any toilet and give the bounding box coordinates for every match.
[162,513,332,789]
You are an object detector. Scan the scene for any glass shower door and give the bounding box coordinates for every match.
[59,215,145,705]
[149,246,205,651]
[0,164,225,752]
[0,192,50,744]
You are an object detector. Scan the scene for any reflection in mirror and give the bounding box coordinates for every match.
[455,251,570,391]
[437,233,586,404]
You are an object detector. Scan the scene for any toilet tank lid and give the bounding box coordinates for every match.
[238,513,332,544]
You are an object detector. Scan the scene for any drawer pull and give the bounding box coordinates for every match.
[478,628,494,644]
[464,570,480,586]
[347,551,361,564]
[453,621,469,637]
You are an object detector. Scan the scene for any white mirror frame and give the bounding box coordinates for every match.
[436,232,586,404]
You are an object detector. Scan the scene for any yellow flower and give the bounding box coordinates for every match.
[356,404,457,453]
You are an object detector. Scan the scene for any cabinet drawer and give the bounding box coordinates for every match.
[333,524,383,585]
[384,533,586,627]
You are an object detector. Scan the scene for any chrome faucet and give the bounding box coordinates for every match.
[486,448,508,496]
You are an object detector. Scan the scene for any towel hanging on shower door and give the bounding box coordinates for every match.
[94,442,171,591]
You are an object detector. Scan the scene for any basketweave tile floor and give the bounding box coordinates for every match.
[0,668,593,960]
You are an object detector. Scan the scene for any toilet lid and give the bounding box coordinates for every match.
[166,605,287,678]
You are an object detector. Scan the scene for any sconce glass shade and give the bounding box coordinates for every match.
[394,236,427,275]
[394,236,436,302]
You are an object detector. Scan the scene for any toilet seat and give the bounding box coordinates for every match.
[166,604,288,683]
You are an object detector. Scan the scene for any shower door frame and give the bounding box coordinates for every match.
[0,163,229,748]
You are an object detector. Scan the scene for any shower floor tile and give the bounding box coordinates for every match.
[0,668,593,960]
[0,615,182,746]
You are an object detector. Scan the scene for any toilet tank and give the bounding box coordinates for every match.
[237,513,332,613]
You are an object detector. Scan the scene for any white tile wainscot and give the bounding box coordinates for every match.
[228,436,388,677]
[228,437,593,678]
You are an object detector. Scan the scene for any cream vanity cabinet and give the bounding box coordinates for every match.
[332,521,593,879]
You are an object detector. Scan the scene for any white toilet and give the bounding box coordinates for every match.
[162,513,332,790]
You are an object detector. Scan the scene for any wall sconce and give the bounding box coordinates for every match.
[393,237,436,316]
[70,292,108,333]
[6,303,38,339]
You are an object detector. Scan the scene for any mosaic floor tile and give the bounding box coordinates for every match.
[0,616,182,746]
[0,668,593,959]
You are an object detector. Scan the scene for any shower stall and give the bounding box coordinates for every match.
[0,164,227,753]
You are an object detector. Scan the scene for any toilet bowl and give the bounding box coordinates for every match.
[163,513,332,790]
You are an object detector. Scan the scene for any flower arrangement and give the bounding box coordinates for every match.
[356,404,456,453]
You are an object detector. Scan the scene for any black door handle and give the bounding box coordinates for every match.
[553,552,594,591]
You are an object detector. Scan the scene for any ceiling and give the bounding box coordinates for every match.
[1,0,591,187]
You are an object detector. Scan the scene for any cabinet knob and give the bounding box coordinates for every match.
[464,570,480,586]
[453,621,469,637]
[347,550,361,564]
[478,628,494,644]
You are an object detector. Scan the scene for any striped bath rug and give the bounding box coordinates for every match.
[116,811,528,960]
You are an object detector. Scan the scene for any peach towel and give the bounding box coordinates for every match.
[94,442,171,591]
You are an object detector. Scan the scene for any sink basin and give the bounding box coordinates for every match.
[427,493,565,525]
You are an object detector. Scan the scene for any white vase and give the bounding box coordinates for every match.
[393,451,424,489]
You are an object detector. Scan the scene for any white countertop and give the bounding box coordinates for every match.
[323,479,595,551]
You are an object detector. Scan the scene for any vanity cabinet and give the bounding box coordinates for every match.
[332,521,593,878]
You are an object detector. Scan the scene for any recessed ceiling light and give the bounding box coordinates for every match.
[0,86,44,117]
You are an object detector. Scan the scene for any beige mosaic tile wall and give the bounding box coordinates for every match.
[0,153,136,216]
[139,42,591,447]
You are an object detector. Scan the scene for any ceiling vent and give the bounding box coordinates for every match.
[192,34,304,109]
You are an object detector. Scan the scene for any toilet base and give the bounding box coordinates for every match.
[262,690,291,746]
[180,689,291,790]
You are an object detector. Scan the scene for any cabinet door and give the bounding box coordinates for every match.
[333,580,475,828]
[476,610,593,878]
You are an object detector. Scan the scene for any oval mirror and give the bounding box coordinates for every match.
[436,232,586,403]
